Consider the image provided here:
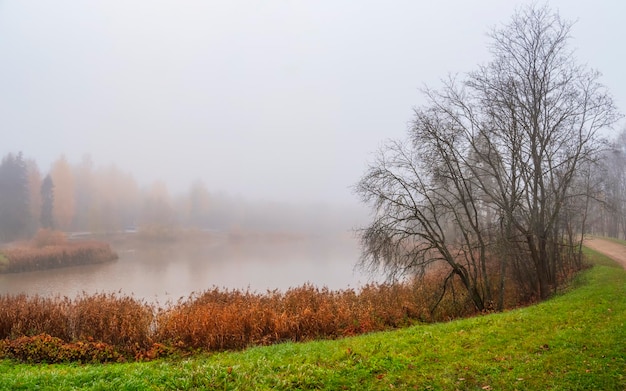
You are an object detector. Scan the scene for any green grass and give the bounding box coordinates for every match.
[1,252,625,390]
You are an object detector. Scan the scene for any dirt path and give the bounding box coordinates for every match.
[583,237,626,269]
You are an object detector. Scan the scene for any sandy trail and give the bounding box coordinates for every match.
[583,237,626,269]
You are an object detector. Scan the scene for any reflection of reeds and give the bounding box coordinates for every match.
[0,269,500,362]
[0,242,118,273]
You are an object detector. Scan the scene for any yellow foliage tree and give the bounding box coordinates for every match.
[50,155,75,230]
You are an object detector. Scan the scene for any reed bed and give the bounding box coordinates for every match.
[0,270,492,363]
[154,283,426,351]
[0,252,553,364]
[0,242,118,273]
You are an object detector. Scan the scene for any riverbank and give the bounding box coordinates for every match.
[0,230,118,273]
[0,247,624,390]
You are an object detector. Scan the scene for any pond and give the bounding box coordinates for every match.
[0,234,378,304]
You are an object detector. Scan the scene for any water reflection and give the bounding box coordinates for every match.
[0,235,376,304]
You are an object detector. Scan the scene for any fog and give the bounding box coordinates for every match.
[0,235,373,302]
[1,1,624,207]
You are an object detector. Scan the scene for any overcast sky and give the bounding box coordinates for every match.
[1,1,624,204]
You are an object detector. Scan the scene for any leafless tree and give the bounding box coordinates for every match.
[356,5,620,310]
[592,130,626,238]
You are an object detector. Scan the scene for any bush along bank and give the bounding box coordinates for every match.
[0,241,118,273]
[0,229,118,273]
[0,262,550,364]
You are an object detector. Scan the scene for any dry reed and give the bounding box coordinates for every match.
[0,242,118,273]
[0,259,568,363]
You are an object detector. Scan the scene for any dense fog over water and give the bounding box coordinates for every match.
[0,235,374,303]
[0,1,625,298]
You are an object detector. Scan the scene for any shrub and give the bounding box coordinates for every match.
[0,256,575,363]
[71,293,154,353]
[31,229,67,248]
[2,333,124,363]
[137,225,178,242]
[0,294,71,340]
[0,241,118,273]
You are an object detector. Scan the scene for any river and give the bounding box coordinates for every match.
[0,234,377,304]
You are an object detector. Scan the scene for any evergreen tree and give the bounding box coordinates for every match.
[0,152,31,241]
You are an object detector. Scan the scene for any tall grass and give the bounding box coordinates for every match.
[154,283,426,351]
[0,264,538,363]
[0,230,118,273]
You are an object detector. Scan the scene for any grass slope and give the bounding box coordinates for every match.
[1,250,624,390]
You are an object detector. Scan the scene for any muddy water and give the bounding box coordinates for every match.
[0,235,377,303]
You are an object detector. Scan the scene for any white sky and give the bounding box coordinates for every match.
[1,1,624,204]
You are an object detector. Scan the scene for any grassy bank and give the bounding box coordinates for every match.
[1,250,624,390]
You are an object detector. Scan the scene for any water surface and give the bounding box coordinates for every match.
[0,235,375,303]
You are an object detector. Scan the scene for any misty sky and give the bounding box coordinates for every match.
[1,1,624,204]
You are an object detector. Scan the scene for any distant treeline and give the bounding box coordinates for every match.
[0,152,364,243]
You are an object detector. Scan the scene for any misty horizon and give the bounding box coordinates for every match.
[2,1,624,206]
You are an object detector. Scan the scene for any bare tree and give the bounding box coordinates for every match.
[593,129,626,239]
[356,5,619,310]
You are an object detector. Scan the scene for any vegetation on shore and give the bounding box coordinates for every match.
[0,230,118,274]
[0,266,493,363]
[355,5,620,315]
[0,249,623,390]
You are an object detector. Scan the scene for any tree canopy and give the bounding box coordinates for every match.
[356,5,620,310]
[0,153,30,241]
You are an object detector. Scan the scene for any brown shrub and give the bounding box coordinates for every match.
[0,293,155,361]
[0,241,118,273]
[31,229,67,248]
[154,282,436,351]
[1,256,574,363]
[2,333,124,363]
[71,293,154,353]
[0,294,71,340]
